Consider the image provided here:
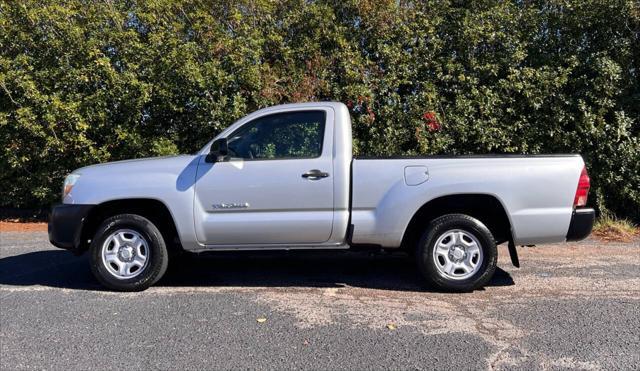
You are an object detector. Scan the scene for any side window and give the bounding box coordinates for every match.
[227,111,326,160]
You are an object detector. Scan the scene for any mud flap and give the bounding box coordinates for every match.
[507,239,520,268]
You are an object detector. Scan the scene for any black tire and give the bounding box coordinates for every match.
[90,214,169,291]
[416,214,497,292]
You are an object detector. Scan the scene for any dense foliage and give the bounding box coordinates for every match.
[1,0,639,220]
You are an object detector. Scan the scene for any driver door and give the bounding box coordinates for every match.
[193,109,334,246]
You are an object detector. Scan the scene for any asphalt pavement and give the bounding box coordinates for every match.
[1,230,639,370]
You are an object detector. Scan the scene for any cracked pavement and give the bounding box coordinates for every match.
[1,230,639,370]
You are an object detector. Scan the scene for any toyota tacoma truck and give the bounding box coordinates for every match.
[49,102,595,291]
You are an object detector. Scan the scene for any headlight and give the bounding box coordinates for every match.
[62,174,81,200]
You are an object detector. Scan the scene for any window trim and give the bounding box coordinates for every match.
[224,110,328,162]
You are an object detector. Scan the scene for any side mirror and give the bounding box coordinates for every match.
[206,138,229,163]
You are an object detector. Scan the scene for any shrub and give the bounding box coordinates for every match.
[1,0,638,220]
[593,211,638,242]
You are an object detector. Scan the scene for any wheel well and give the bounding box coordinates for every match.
[401,194,512,250]
[79,199,182,253]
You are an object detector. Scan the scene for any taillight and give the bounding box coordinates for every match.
[573,166,590,207]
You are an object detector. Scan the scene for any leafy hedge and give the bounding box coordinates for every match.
[1,0,639,220]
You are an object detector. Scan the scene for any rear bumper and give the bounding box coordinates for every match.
[48,204,94,252]
[566,208,595,242]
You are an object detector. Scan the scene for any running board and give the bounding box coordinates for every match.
[192,244,350,252]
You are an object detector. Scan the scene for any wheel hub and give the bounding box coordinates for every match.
[118,245,135,262]
[433,229,484,281]
[449,246,466,262]
[101,229,150,280]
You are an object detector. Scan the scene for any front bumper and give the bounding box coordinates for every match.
[48,204,94,252]
[566,208,595,242]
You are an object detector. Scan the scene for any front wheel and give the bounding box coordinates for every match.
[90,214,169,291]
[416,214,497,292]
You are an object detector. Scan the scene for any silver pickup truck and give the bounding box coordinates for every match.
[49,102,595,292]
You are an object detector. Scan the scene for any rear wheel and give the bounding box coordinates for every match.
[90,214,169,291]
[416,214,497,292]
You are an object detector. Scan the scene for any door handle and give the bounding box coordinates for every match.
[302,169,329,179]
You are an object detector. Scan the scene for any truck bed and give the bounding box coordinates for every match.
[350,155,585,247]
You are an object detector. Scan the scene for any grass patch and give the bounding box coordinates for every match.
[592,213,639,242]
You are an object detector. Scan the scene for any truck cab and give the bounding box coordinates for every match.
[192,103,352,248]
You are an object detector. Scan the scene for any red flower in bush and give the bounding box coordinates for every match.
[422,112,436,121]
[422,111,440,132]
[427,121,441,132]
